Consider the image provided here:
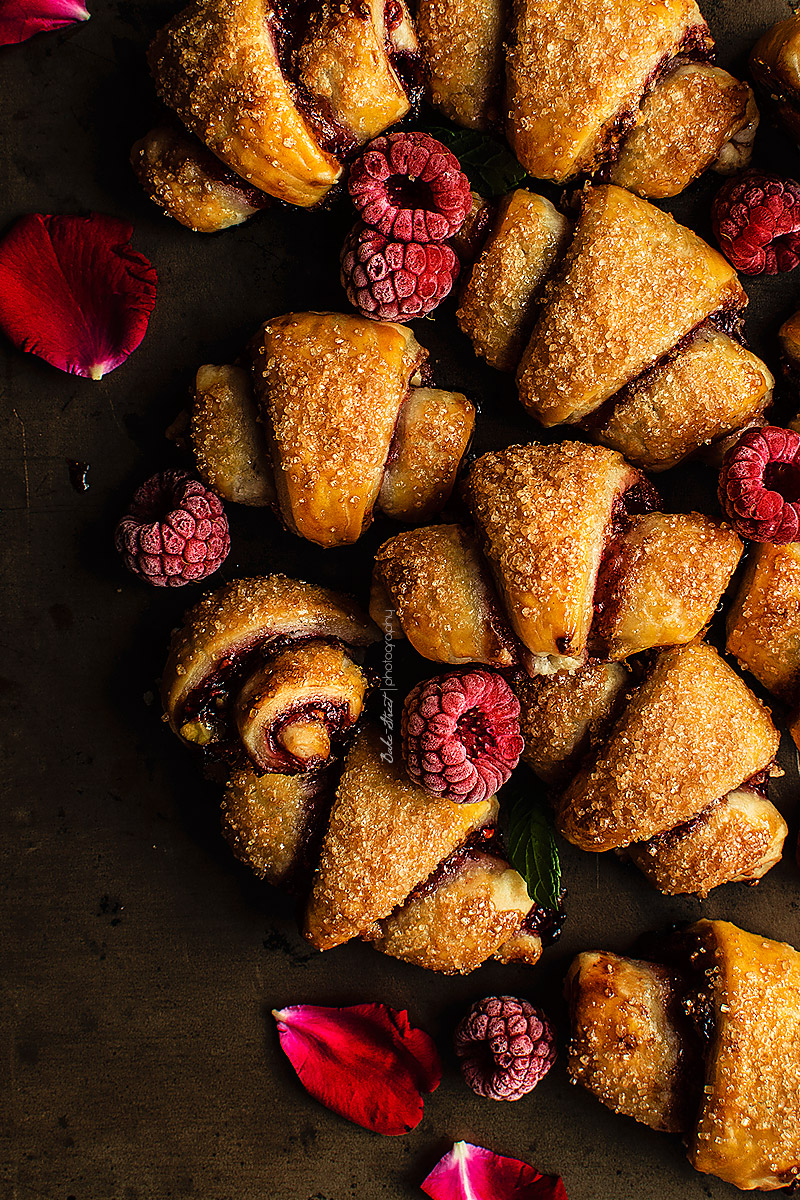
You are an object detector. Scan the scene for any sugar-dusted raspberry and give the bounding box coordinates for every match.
[348,131,472,243]
[340,221,458,322]
[401,669,523,804]
[454,995,556,1101]
[718,425,800,544]
[115,469,230,586]
[711,171,800,275]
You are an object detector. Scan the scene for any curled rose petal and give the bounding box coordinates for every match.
[421,1142,569,1200]
[0,0,89,46]
[0,213,156,379]
[272,1002,441,1135]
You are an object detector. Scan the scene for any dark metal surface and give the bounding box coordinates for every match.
[3,2,800,1197]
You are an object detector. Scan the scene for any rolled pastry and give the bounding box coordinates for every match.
[161,575,379,753]
[556,640,780,854]
[304,725,498,950]
[131,124,271,233]
[505,0,710,182]
[191,364,275,506]
[416,0,508,129]
[371,523,517,667]
[251,312,424,547]
[726,541,800,704]
[457,189,572,372]
[567,920,800,1190]
[588,322,774,472]
[377,388,475,522]
[750,16,800,146]
[610,65,758,198]
[516,185,746,428]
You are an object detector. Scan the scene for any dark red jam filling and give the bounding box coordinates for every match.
[265,698,353,775]
[403,825,504,906]
[520,901,566,946]
[589,477,661,651]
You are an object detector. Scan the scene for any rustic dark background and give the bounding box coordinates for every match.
[2,1,800,1197]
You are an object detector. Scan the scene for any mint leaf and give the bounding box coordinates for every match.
[502,772,562,910]
[415,125,531,197]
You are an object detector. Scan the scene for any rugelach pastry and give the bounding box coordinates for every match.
[162,574,379,773]
[135,0,422,229]
[224,723,548,974]
[373,440,743,676]
[418,0,756,194]
[750,15,800,145]
[189,311,475,548]
[552,640,785,896]
[567,919,800,1189]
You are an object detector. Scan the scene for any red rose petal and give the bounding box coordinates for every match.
[272,1002,441,1135]
[0,213,156,379]
[0,0,89,45]
[422,1142,569,1200]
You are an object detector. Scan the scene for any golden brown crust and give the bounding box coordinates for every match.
[628,790,788,897]
[463,440,637,665]
[515,661,628,784]
[416,0,508,129]
[504,0,702,182]
[234,641,368,773]
[377,388,475,522]
[592,325,774,472]
[220,766,327,885]
[304,725,497,950]
[556,641,780,852]
[597,512,743,660]
[192,364,275,506]
[566,951,698,1134]
[610,65,757,199]
[726,542,800,704]
[161,574,379,739]
[688,920,800,1190]
[251,312,424,547]
[516,186,746,427]
[148,0,342,206]
[457,190,572,372]
[131,125,269,232]
[750,17,800,132]
[371,524,516,667]
[296,0,413,145]
[369,854,534,974]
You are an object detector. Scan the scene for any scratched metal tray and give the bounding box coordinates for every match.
[2,2,800,1197]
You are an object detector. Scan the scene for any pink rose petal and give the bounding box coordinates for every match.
[0,0,89,46]
[0,213,156,379]
[272,1002,441,1135]
[422,1142,569,1200]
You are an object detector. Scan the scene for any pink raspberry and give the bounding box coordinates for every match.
[454,995,556,1100]
[711,171,800,275]
[115,470,230,586]
[401,669,524,804]
[348,131,471,243]
[718,426,800,544]
[340,221,458,322]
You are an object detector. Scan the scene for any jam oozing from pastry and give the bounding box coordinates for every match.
[589,477,661,648]
[267,699,356,774]
[402,826,504,906]
[519,900,566,946]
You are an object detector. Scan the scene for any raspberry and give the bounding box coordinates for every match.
[711,171,800,275]
[340,221,458,322]
[114,469,230,586]
[401,669,524,804]
[348,131,471,243]
[718,426,800,544]
[454,995,556,1100]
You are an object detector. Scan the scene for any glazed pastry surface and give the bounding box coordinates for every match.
[504,0,706,181]
[192,364,275,506]
[457,189,572,372]
[610,64,757,198]
[463,440,638,667]
[516,186,745,427]
[416,0,508,128]
[592,324,773,472]
[726,541,800,703]
[221,766,330,885]
[251,312,424,547]
[557,641,780,852]
[305,726,496,950]
[377,388,475,522]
